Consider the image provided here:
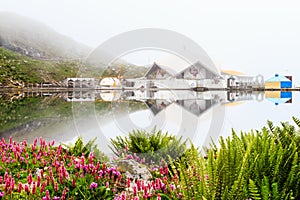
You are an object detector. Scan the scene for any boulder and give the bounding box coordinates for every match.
[117,159,152,180]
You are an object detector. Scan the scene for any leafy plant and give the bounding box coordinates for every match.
[110,128,187,165]
[170,117,300,200]
[62,136,109,163]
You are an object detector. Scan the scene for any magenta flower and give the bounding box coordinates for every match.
[90,182,98,190]
[0,191,4,197]
[157,193,161,200]
[18,183,23,193]
[45,190,51,200]
[28,173,32,184]
[170,184,176,190]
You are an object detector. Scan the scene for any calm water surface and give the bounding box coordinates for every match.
[0,90,299,156]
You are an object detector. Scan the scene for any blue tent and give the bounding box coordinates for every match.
[265,75,292,88]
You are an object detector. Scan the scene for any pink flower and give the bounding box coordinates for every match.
[54,182,58,192]
[37,175,41,187]
[72,178,76,187]
[41,182,46,193]
[127,177,131,188]
[170,184,175,190]
[24,184,29,193]
[46,190,51,200]
[32,183,36,194]
[61,189,67,200]
[137,179,141,191]
[90,182,98,190]
[10,178,15,192]
[18,183,23,193]
[157,193,161,200]
[28,173,32,184]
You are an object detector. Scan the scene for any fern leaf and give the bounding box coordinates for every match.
[292,116,300,128]
[267,120,275,133]
[248,179,261,200]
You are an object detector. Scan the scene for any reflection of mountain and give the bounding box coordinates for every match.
[0,92,148,141]
[0,94,72,134]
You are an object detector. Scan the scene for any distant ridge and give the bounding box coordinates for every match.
[0,12,91,60]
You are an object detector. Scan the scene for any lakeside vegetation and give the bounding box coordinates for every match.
[0,47,81,86]
[0,118,299,199]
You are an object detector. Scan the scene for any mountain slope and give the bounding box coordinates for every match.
[0,12,91,60]
[0,47,81,86]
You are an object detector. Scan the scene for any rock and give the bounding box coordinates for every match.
[117,159,152,180]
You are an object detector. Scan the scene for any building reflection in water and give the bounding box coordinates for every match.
[62,89,266,117]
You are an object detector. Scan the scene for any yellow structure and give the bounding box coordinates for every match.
[221,70,245,76]
[265,82,281,89]
[265,91,281,98]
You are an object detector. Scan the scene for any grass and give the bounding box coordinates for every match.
[0,47,81,86]
[0,47,149,87]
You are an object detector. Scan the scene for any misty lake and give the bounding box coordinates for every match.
[0,90,299,156]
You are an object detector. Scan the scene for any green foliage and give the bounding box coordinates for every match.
[0,47,81,85]
[110,128,187,165]
[249,179,261,200]
[101,65,148,79]
[63,136,109,163]
[172,118,300,200]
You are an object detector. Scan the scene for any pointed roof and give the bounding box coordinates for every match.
[143,62,173,79]
[176,61,220,78]
[266,76,291,82]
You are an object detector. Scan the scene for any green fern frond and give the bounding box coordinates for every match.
[267,120,275,133]
[248,179,262,200]
[292,116,300,128]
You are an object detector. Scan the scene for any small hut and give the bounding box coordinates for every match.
[265,74,292,89]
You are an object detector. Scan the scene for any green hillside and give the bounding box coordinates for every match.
[0,47,82,86]
[0,47,149,87]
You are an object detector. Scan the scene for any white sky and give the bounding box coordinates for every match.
[1,0,300,83]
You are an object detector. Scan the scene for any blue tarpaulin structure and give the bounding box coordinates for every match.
[265,75,292,88]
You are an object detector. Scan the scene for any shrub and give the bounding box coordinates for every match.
[109,129,187,165]
[62,136,109,163]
